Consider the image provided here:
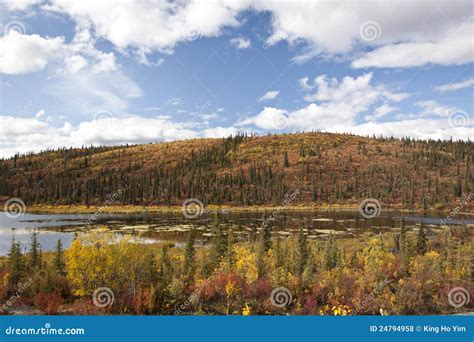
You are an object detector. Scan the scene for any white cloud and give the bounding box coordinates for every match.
[352,33,474,68]
[303,73,407,114]
[258,90,279,102]
[240,73,412,132]
[255,0,473,67]
[435,78,474,92]
[237,107,289,130]
[346,119,473,141]
[0,115,196,157]
[0,31,63,74]
[364,104,397,122]
[35,109,45,118]
[3,0,41,11]
[203,126,239,138]
[46,0,251,58]
[5,0,471,68]
[230,36,251,49]
[414,100,462,117]
[298,76,313,91]
[0,113,246,157]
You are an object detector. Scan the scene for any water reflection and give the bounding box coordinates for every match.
[0,210,472,256]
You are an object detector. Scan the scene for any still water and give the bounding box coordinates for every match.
[0,210,472,256]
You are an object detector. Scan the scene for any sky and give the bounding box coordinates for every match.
[0,0,473,158]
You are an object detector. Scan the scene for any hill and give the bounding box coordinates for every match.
[0,132,472,211]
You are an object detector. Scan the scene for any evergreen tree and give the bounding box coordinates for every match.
[324,233,338,271]
[29,232,40,269]
[7,237,24,289]
[297,227,309,277]
[225,230,235,271]
[183,228,196,285]
[416,220,428,255]
[399,217,410,272]
[283,151,289,167]
[53,239,65,274]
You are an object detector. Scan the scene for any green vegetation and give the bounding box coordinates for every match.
[1,222,472,315]
[0,132,472,211]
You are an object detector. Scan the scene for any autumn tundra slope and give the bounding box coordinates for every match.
[0,132,472,212]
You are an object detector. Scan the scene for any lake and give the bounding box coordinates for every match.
[0,210,472,256]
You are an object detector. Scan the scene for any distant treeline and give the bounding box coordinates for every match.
[0,132,472,209]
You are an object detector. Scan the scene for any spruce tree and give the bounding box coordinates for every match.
[7,237,24,289]
[53,239,65,274]
[29,232,40,269]
[297,227,309,277]
[416,220,428,254]
[183,229,196,284]
[283,151,289,167]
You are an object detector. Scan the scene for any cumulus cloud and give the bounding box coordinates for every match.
[364,104,397,122]
[299,73,408,123]
[46,0,251,58]
[352,33,474,68]
[237,107,289,130]
[3,0,41,11]
[435,78,474,92]
[258,90,279,102]
[5,0,472,68]
[0,31,63,74]
[0,114,245,157]
[230,36,251,49]
[255,0,473,67]
[414,100,462,117]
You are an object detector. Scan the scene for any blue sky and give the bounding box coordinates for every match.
[0,0,472,157]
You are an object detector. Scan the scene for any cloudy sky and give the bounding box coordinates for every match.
[0,0,473,157]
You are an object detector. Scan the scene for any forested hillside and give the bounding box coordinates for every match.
[0,132,472,210]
